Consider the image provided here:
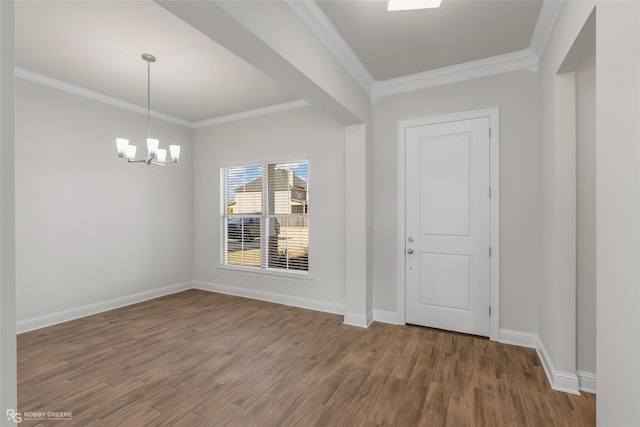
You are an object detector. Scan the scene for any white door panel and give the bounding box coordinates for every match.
[405,117,490,336]
[419,133,471,237]
[420,253,471,310]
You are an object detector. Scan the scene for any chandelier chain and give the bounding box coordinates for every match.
[147,57,151,139]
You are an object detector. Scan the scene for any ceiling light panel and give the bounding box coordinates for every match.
[387,0,442,11]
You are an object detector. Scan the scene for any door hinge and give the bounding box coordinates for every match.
[489,187,492,198]
[489,306,492,316]
[489,246,492,257]
[488,128,492,139]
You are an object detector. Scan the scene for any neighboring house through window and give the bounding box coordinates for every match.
[221,161,309,274]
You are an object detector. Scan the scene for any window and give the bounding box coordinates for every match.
[221,161,309,274]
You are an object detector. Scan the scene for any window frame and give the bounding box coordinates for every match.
[220,160,310,277]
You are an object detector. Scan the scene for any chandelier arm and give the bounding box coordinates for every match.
[151,159,178,165]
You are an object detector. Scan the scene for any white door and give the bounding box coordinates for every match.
[405,117,491,336]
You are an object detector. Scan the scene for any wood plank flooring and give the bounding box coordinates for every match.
[18,290,595,426]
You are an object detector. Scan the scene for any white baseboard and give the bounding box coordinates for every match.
[499,328,538,348]
[373,309,402,325]
[16,281,193,334]
[343,311,373,328]
[536,336,580,395]
[577,370,597,394]
[192,280,345,316]
[502,330,596,395]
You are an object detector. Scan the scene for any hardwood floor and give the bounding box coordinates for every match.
[18,290,595,426]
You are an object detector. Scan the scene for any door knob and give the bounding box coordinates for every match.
[407,249,414,254]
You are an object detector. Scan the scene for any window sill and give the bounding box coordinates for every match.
[217,264,312,283]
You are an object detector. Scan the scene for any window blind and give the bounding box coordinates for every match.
[221,160,309,274]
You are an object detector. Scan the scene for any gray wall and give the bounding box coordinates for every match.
[1,0,17,417]
[536,0,594,384]
[15,79,194,321]
[538,2,640,421]
[372,70,539,333]
[594,3,640,424]
[576,48,596,377]
[192,106,347,308]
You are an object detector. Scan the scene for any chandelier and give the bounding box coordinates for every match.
[115,53,180,166]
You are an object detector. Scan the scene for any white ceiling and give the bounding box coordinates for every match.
[15,0,298,123]
[15,0,546,125]
[316,0,543,81]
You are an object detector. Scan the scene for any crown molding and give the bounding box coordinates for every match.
[15,67,310,128]
[292,0,563,100]
[530,0,564,57]
[368,0,562,99]
[191,99,310,128]
[371,47,538,99]
[14,67,192,128]
[286,0,375,93]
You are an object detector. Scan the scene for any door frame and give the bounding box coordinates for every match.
[397,107,500,341]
